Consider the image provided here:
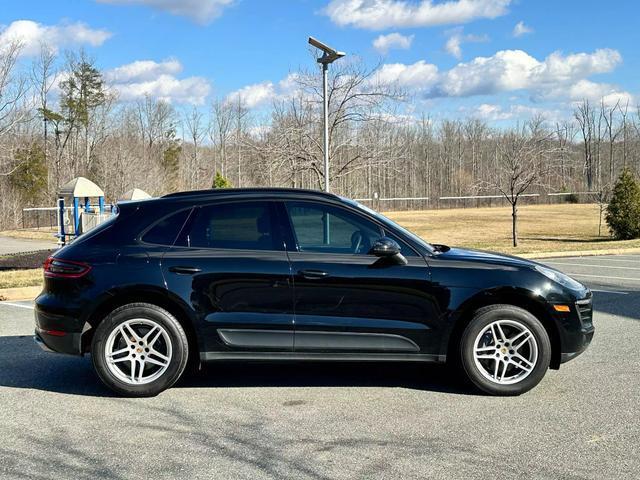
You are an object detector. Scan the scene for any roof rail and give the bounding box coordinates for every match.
[161,187,340,199]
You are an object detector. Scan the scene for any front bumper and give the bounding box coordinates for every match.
[559,297,594,364]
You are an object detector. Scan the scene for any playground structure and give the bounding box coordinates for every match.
[57,177,108,246]
[51,178,152,246]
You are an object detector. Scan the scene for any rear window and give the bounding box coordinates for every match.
[142,209,191,246]
[178,202,278,250]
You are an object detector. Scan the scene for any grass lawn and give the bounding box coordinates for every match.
[0,228,57,241]
[0,268,43,289]
[385,203,640,255]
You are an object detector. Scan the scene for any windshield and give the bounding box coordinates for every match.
[342,198,435,254]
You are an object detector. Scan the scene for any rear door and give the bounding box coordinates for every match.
[161,200,294,356]
[281,200,438,356]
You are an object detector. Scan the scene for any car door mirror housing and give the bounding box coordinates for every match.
[370,237,401,257]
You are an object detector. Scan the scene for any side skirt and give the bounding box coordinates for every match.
[201,351,446,363]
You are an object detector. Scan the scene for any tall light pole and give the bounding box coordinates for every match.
[308,37,345,192]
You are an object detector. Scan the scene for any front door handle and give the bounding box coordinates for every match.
[169,266,202,275]
[298,269,329,280]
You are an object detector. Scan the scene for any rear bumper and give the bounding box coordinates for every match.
[34,301,84,355]
[34,329,83,355]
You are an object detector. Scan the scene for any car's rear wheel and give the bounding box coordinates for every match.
[460,305,551,396]
[91,303,189,397]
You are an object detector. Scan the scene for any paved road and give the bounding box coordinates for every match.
[0,236,57,255]
[0,255,638,479]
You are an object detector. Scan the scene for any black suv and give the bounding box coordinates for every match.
[34,188,593,396]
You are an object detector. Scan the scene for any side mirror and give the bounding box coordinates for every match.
[370,237,400,257]
[369,238,407,266]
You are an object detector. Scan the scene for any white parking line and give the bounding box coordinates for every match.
[591,289,629,295]
[566,257,640,264]
[0,302,34,310]
[544,261,640,271]
[562,273,640,282]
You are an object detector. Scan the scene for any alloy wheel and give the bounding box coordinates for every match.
[104,319,173,385]
[472,319,538,385]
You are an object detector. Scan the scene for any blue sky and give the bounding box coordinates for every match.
[1,0,638,123]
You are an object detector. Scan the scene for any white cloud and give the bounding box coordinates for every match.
[0,20,111,56]
[382,49,621,99]
[97,0,234,24]
[106,59,210,104]
[444,27,488,59]
[226,82,276,108]
[473,103,512,120]
[105,58,182,83]
[469,103,564,122]
[373,60,439,88]
[324,0,511,30]
[512,21,533,37]
[226,73,303,108]
[372,32,414,54]
[562,80,633,107]
[374,48,626,108]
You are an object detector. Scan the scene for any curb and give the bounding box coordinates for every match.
[520,247,640,259]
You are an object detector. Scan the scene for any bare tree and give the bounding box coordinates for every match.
[210,98,233,179]
[0,41,28,176]
[183,106,206,188]
[575,100,595,189]
[31,43,58,184]
[479,122,554,247]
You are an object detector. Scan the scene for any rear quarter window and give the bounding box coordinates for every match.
[141,209,192,246]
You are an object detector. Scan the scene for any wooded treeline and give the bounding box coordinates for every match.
[1,43,640,230]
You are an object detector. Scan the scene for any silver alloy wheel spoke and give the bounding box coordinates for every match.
[145,356,169,368]
[473,319,538,386]
[104,319,173,386]
[148,349,169,362]
[108,347,130,358]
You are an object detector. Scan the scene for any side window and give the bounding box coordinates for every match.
[286,202,383,254]
[142,209,192,246]
[382,231,418,257]
[182,202,279,251]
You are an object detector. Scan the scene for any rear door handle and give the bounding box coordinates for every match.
[169,266,202,275]
[298,269,329,279]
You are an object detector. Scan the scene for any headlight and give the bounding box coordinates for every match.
[534,265,584,290]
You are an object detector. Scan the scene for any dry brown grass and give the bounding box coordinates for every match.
[0,269,43,289]
[0,228,57,241]
[385,203,640,255]
[0,286,41,301]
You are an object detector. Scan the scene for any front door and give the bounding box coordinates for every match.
[282,200,438,356]
[162,200,294,357]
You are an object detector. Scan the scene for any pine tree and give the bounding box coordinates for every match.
[605,169,640,239]
[9,145,48,206]
[212,171,232,188]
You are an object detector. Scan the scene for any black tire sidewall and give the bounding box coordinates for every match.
[460,305,551,396]
[91,303,189,397]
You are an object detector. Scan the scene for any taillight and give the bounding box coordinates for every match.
[43,257,91,278]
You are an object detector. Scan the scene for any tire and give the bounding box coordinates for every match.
[460,304,551,396]
[91,303,189,397]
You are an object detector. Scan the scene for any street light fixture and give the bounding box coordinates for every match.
[308,36,345,192]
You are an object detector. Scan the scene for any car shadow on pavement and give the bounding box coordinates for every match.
[0,335,477,397]
[591,289,640,320]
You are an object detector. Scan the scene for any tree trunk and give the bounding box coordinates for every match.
[511,202,518,247]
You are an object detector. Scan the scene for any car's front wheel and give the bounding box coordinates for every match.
[460,305,551,396]
[91,303,189,397]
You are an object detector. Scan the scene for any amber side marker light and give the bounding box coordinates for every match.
[553,305,571,313]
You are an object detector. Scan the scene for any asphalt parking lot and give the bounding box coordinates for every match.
[0,255,638,479]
